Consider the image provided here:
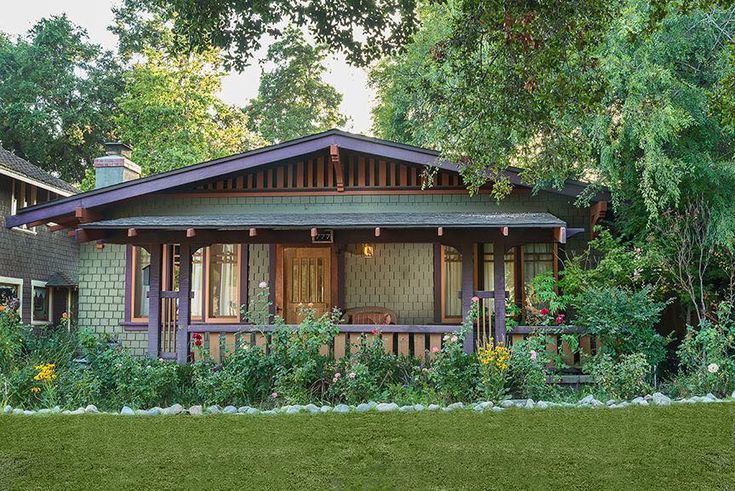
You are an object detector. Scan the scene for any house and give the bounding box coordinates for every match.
[5,130,608,363]
[0,147,79,326]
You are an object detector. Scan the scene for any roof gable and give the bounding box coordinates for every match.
[5,130,603,229]
[0,147,77,195]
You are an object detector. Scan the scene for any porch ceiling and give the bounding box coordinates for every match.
[79,212,566,230]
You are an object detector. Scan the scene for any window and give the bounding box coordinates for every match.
[206,244,240,321]
[191,248,204,320]
[480,244,516,301]
[11,180,37,232]
[31,280,50,324]
[131,246,151,321]
[522,243,557,292]
[440,245,462,322]
[0,276,22,310]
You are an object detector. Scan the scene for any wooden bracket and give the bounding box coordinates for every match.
[330,144,344,192]
[374,227,381,237]
[437,227,444,236]
[501,226,509,237]
[186,228,197,238]
[127,228,138,237]
[311,227,318,238]
[249,228,257,237]
[553,226,567,244]
[75,207,102,224]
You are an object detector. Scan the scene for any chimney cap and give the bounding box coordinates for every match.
[103,142,133,157]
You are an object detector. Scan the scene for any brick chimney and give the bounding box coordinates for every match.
[93,142,141,189]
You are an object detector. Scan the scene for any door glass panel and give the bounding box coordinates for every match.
[442,246,462,318]
[208,244,238,318]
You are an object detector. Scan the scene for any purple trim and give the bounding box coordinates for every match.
[433,243,442,324]
[493,240,507,345]
[176,243,192,363]
[120,322,147,331]
[509,325,585,334]
[187,324,461,334]
[6,130,608,228]
[460,242,475,353]
[146,244,161,358]
[336,246,345,310]
[240,244,249,321]
[268,244,277,316]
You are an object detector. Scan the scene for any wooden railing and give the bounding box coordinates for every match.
[159,295,178,355]
[473,291,496,348]
[189,324,462,364]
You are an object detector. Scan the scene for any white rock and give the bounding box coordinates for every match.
[491,406,504,413]
[356,403,372,413]
[644,394,653,401]
[427,404,441,411]
[51,406,61,414]
[262,410,276,415]
[238,406,251,413]
[705,393,718,402]
[651,393,672,406]
[23,410,35,416]
[207,405,222,414]
[333,404,350,413]
[246,407,259,415]
[414,404,426,412]
[120,406,135,416]
[3,405,11,414]
[376,403,399,413]
[223,405,237,414]
[12,408,24,415]
[443,402,464,412]
[500,400,515,408]
[304,404,320,413]
[320,406,333,413]
[399,405,414,412]
[631,397,648,406]
[163,404,184,415]
[606,400,616,406]
[524,399,535,409]
[285,406,301,414]
[85,404,99,414]
[147,407,162,416]
[37,408,50,415]
[536,401,549,409]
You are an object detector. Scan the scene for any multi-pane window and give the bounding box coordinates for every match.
[522,243,556,293]
[480,243,516,301]
[31,281,50,324]
[0,277,22,308]
[191,248,204,320]
[206,244,240,321]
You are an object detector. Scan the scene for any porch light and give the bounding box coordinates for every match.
[361,243,374,258]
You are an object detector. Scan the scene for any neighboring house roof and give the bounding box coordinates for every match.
[79,212,568,230]
[45,272,77,287]
[0,147,78,195]
[5,129,607,229]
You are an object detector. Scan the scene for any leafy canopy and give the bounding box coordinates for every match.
[246,27,348,144]
[0,16,124,182]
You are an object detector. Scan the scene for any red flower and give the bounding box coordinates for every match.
[193,333,202,341]
[540,308,549,316]
[194,339,202,347]
[555,314,565,325]
[371,329,378,335]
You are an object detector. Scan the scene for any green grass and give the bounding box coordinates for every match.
[1,405,734,490]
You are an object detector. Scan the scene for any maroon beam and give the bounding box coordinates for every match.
[146,244,162,358]
[460,242,475,353]
[493,240,507,345]
[175,243,192,363]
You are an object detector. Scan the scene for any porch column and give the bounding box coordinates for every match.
[460,242,475,353]
[146,244,162,358]
[493,240,507,345]
[175,243,192,364]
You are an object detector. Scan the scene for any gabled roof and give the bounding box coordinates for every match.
[0,147,77,195]
[5,130,605,229]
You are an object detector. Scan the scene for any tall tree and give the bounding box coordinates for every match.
[246,27,348,144]
[116,0,419,69]
[114,47,264,176]
[0,16,123,182]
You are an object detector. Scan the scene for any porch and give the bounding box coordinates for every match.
[80,212,584,363]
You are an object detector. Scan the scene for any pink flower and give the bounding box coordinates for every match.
[450,335,458,343]
[348,372,356,379]
[431,346,440,353]
[371,329,378,335]
[555,313,565,325]
[530,350,537,361]
[271,392,278,399]
[540,308,549,316]
[259,281,268,289]
[334,372,341,379]
[471,296,479,303]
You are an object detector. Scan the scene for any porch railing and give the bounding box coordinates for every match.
[189,324,462,364]
[507,326,600,368]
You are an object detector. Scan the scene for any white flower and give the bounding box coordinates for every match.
[450,335,458,343]
[348,372,356,379]
[707,363,719,374]
[258,281,268,289]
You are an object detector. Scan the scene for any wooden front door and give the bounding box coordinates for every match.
[283,247,331,323]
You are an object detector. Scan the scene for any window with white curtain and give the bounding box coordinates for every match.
[441,245,462,321]
[207,244,239,321]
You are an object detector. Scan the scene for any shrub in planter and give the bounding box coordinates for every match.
[584,352,651,400]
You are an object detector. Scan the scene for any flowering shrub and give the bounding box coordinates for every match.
[476,341,510,401]
[584,353,651,400]
[507,335,557,400]
[670,303,735,397]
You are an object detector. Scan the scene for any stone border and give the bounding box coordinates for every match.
[3,392,734,417]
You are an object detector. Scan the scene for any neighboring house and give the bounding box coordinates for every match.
[6,130,608,363]
[0,147,79,326]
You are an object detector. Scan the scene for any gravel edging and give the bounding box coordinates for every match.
[3,391,735,417]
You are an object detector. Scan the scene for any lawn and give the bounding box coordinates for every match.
[1,404,733,490]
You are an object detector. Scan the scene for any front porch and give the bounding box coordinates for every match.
[82,212,582,364]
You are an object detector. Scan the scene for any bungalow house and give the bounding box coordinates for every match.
[5,130,608,363]
[0,147,79,326]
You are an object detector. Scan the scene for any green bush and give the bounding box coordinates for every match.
[506,335,558,400]
[573,286,669,366]
[584,353,651,400]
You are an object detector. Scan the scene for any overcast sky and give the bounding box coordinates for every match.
[0,0,376,134]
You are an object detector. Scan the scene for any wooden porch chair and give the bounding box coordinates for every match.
[343,306,398,325]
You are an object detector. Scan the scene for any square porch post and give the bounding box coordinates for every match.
[146,244,162,358]
[460,242,475,353]
[493,240,507,346]
[176,243,192,364]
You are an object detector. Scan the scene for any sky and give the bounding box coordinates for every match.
[0,0,377,134]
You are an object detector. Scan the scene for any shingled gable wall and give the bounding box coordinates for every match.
[77,190,590,355]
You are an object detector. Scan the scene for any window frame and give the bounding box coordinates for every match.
[0,276,23,313]
[519,242,559,317]
[130,246,152,323]
[31,280,51,325]
[439,245,463,324]
[203,244,241,323]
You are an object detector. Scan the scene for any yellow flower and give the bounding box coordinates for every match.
[30,387,41,394]
[477,341,511,372]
